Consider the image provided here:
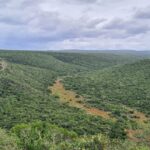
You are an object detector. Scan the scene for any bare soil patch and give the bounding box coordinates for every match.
[49,79,111,120]
[126,129,143,142]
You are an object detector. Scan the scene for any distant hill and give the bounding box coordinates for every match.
[59,49,150,56]
[49,51,144,70]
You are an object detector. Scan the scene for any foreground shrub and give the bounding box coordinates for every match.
[0,128,19,150]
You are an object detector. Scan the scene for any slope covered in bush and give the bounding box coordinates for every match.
[0,51,150,149]
[64,59,150,115]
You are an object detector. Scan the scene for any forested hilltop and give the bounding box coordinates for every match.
[0,50,150,150]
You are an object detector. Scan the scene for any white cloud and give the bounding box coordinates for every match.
[0,0,150,50]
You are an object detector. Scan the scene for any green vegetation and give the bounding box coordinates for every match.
[0,50,150,149]
[0,122,149,150]
[63,59,150,115]
[50,52,139,70]
[0,128,19,150]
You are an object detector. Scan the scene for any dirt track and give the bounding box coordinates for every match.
[50,79,112,120]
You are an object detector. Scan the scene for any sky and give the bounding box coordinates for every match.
[0,0,150,50]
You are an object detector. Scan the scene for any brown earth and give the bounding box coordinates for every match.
[126,107,148,123]
[126,129,143,142]
[49,79,112,120]
[126,108,149,142]
[132,111,148,123]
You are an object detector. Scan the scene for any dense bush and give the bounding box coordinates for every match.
[64,59,150,115]
[11,121,77,150]
[0,51,150,149]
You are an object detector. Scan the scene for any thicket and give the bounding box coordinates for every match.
[0,51,150,149]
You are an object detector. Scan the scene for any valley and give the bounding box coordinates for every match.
[0,50,150,149]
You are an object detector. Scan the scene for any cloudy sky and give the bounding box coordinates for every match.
[0,0,150,50]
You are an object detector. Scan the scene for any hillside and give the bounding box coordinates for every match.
[50,52,144,70]
[0,50,150,149]
[63,59,150,115]
[0,51,86,75]
[0,50,142,72]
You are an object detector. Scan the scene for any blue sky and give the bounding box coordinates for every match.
[0,0,150,50]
